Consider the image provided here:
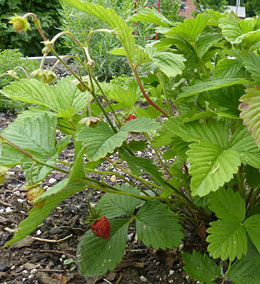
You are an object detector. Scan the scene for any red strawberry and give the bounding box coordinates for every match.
[125,114,137,122]
[90,216,111,239]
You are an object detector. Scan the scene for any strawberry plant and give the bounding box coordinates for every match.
[2,2,260,283]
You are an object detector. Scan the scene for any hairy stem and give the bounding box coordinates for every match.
[132,67,169,118]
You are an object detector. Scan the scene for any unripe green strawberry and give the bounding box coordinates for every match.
[90,216,111,239]
[26,186,45,209]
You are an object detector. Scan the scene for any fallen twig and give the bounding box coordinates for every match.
[0,200,13,207]
[26,248,76,259]
[32,234,73,243]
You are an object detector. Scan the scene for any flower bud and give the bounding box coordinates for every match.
[79,117,100,128]
[31,69,56,83]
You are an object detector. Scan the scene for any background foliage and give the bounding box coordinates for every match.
[0,0,63,56]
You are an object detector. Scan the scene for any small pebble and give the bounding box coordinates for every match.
[169,280,174,283]
[22,270,28,275]
[0,209,4,214]
[169,270,174,275]
[36,230,42,235]
[11,265,15,270]
[31,268,37,274]
[140,275,148,282]
[127,233,134,241]
[17,198,24,203]
[28,274,34,279]
[14,191,20,196]
[49,178,56,184]
[110,175,116,182]
[5,207,13,213]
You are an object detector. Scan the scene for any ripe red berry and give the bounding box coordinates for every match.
[125,114,137,122]
[90,216,111,239]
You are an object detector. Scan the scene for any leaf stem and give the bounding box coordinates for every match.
[132,67,169,118]
[104,157,161,196]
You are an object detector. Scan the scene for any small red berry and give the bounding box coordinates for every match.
[125,114,137,122]
[90,216,111,239]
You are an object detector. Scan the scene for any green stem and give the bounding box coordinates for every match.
[57,160,70,166]
[90,169,136,187]
[105,157,161,196]
[79,178,175,202]
[50,49,91,93]
[157,72,173,116]
[145,133,171,177]
[237,165,245,198]
[132,67,169,118]
[91,75,121,128]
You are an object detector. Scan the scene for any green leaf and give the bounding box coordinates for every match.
[228,240,260,284]
[239,88,260,149]
[76,122,128,161]
[209,188,246,222]
[96,185,141,219]
[101,81,140,109]
[128,140,147,152]
[215,59,243,79]
[136,200,183,250]
[196,32,222,58]
[0,77,91,114]
[207,219,247,261]
[245,165,260,188]
[167,14,210,41]
[120,117,160,132]
[164,117,230,148]
[1,112,57,156]
[182,251,221,283]
[229,125,260,168]
[244,214,260,252]
[5,181,86,246]
[177,78,249,100]
[187,142,241,197]
[129,7,174,27]
[0,144,24,166]
[239,52,260,82]
[62,0,135,62]
[219,13,244,44]
[77,219,130,277]
[151,52,186,78]
[242,29,260,50]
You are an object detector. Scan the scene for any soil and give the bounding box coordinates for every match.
[0,64,207,284]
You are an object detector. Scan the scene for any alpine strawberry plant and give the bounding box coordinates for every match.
[1,1,260,283]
